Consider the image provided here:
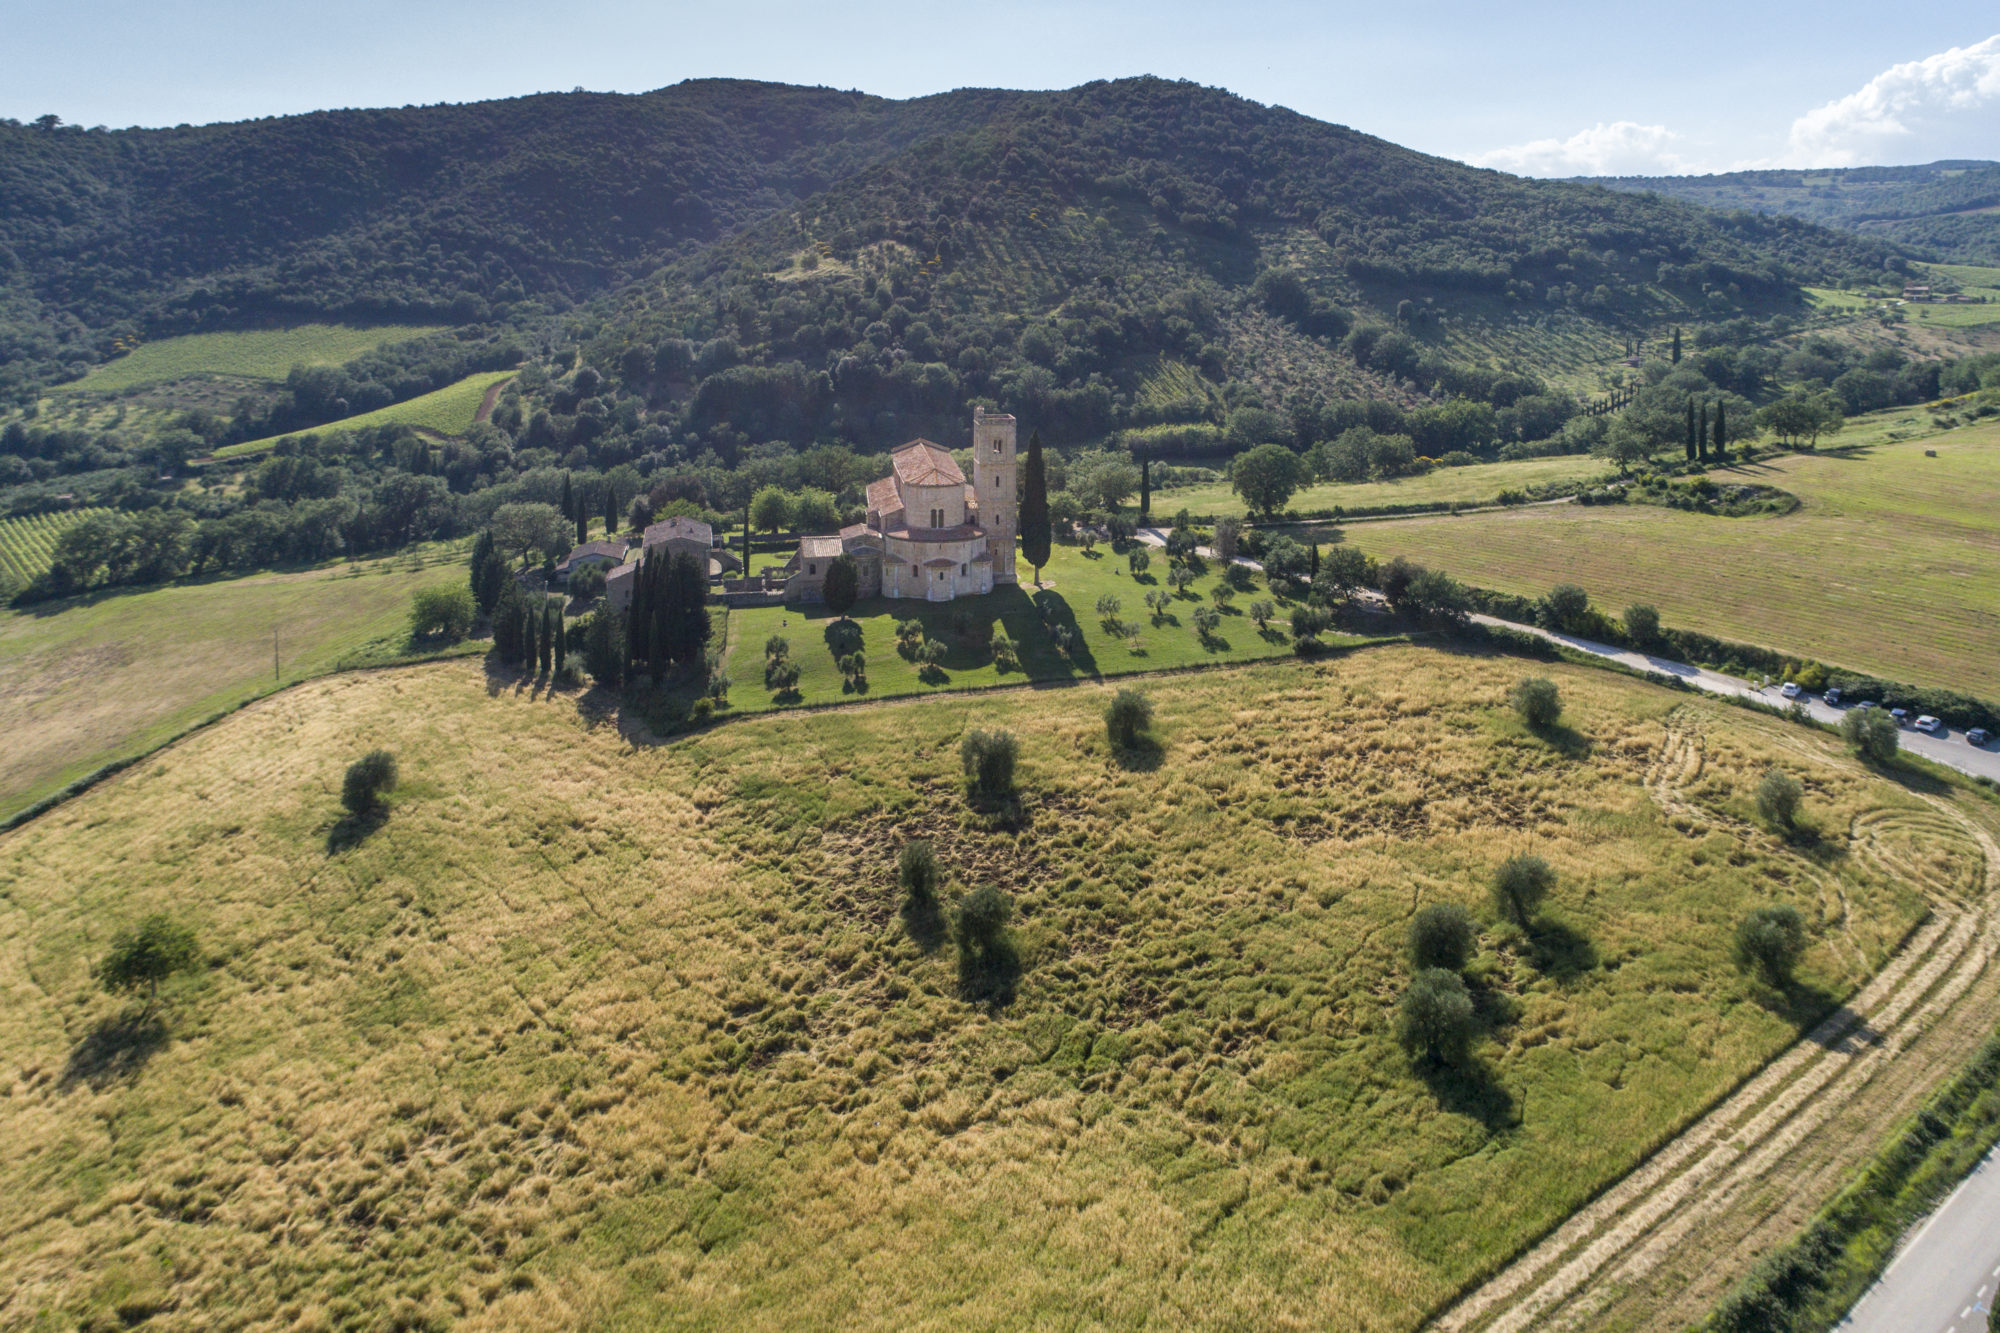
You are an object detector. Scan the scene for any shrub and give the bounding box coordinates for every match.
[1510,676,1562,728]
[1492,854,1553,926]
[1397,968,1477,1066]
[838,651,867,686]
[991,631,1019,672]
[94,914,201,1005]
[953,885,1020,1001]
[1843,708,1900,763]
[960,728,1018,800]
[409,585,476,641]
[897,840,939,907]
[1735,903,1808,983]
[895,618,924,656]
[1095,593,1123,628]
[1755,767,1804,832]
[1290,603,1331,648]
[764,634,790,663]
[1210,582,1235,609]
[1144,589,1171,623]
[1623,603,1661,646]
[1105,687,1153,748]
[1409,903,1478,972]
[1536,583,1590,633]
[568,563,607,601]
[1211,516,1241,561]
[341,750,398,814]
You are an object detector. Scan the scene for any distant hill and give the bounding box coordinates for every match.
[1,76,1901,409]
[1576,161,2000,265]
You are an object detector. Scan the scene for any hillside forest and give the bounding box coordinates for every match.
[4,77,1999,602]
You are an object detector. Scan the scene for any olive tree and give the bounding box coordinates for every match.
[1509,676,1562,729]
[94,915,201,1007]
[960,728,1018,801]
[1104,687,1153,748]
[1492,854,1554,927]
[1755,767,1804,833]
[341,750,398,814]
[1735,903,1808,984]
[1409,903,1478,972]
[1842,708,1900,763]
[1397,968,1477,1067]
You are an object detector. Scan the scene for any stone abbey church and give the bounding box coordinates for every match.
[786,406,1020,603]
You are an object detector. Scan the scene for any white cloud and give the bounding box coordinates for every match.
[1469,121,1702,177]
[1782,34,2000,166]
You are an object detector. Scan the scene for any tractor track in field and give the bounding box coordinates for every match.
[1430,714,2000,1333]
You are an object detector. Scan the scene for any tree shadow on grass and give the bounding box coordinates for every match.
[1112,735,1165,773]
[61,1010,168,1091]
[1031,589,1100,677]
[326,804,388,855]
[1414,1057,1518,1132]
[1526,916,1598,982]
[900,894,948,952]
[1757,978,1851,1044]
[823,620,864,658]
[957,938,1022,1008]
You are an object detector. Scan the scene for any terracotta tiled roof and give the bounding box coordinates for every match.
[922,557,958,569]
[865,476,901,516]
[890,439,965,488]
[838,522,872,540]
[643,515,713,547]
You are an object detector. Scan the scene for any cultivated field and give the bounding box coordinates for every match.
[0,508,112,584]
[0,647,1951,1330]
[1157,455,1610,519]
[0,545,472,820]
[1336,418,2000,699]
[59,324,448,394]
[722,543,1373,710]
[215,371,516,459]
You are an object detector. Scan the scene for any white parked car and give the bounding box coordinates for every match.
[1780,682,1802,698]
[1915,716,1944,735]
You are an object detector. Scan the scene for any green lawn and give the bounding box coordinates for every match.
[0,544,476,820]
[1337,414,2000,698]
[1155,454,1612,520]
[214,370,514,458]
[722,541,1371,711]
[58,323,448,394]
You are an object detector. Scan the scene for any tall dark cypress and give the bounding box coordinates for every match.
[554,605,567,677]
[1018,428,1051,585]
[1697,402,1709,462]
[560,472,574,524]
[1139,458,1151,520]
[662,550,712,669]
[1685,398,1697,461]
[521,605,536,670]
[575,482,588,545]
[649,554,672,680]
[627,549,654,668]
[540,603,555,676]
[1671,327,1682,364]
[606,484,619,536]
[1713,401,1727,458]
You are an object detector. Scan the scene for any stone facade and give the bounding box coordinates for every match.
[785,407,1018,604]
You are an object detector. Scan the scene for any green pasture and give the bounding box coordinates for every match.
[1155,454,1612,519]
[1336,414,2000,698]
[214,370,514,458]
[59,323,448,394]
[0,543,475,821]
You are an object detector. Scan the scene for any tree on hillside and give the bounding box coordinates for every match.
[1231,442,1306,517]
[1492,854,1554,927]
[1696,402,1709,463]
[1139,458,1151,519]
[1409,903,1478,972]
[1735,903,1807,985]
[560,471,574,530]
[469,529,509,616]
[1623,603,1661,647]
[342,750,398,814]
[626,548,656,670]
[604,483,620,536]
[1755,767,1803,833]
[581,608,624,685]
[1019,428,1051,584]
[1398,968,1476,1067]
[750,486,793,543]
[1843,707,1899,763]
[1713,400,1729,458]
[94,915,201,1009]
[1104,687,1153,748]
[823,555,859,620]
[1510,676,1563,729]
[1671,327,1682,364]
[491,502,568,568]
[1685,398,1698,462]
[1759,393,1843,448]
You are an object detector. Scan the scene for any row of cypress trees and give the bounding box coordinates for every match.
[1684,398,1730,462]
[556,471,621,546]
[623,547,711,679]
[494,591,566,676]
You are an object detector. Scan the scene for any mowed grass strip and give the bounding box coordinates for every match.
[0,545,472,820]
[59,323,448,394]
[1338,420,2000,698]
[214,370,515,459]
[0,647,1954,1330]
[722,542,1373,710]
[0,508,111,583]
[1157,454,1611,519]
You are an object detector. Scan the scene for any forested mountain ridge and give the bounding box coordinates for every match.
[1579,161,2000,265]
[2,75,1902,402]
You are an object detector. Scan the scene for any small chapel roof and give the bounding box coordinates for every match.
[890,440,965,488]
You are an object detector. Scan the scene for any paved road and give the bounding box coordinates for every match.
[1839,1144,2000,1333]
[1129,525,2000,785]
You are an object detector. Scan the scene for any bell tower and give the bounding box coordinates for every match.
[971,405,1018,585]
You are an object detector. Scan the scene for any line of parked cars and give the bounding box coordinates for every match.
[1776,683,1990,746]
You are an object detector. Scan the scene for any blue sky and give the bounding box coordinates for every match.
[6,0,1996,175]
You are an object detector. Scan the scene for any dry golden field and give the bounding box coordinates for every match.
[0,646,1974,1331]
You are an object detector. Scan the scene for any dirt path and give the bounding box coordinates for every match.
[1430,717,2000,1332]
[474,376,513,425]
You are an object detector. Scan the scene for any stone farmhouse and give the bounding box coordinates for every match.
[602,515,714,615]
[785,406,1019,603]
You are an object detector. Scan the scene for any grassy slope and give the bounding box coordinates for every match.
[214,370,514,458]
[58,324,448,394]
[1156,455,1612,520]
[0,647,1943,1331]
[723,543,1373,711]
[0,544,473,820]
[1337,416,2000,698]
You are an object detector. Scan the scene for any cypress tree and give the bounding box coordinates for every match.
[1671,327,1682,364]
[649,553,672,680]
[1713,401,1727,458]
[1139,458,1151,520]
[554,605,567,677]
[541,603,555,675]
[605,484,619,536]
[1019,428,1051,585]
[662,550,712,668]
[575,482,588,545]
[1697,402,1709,462]
[521,605,536,669]
[469,528,494,598]
[627,549,654,669]
[1309,543,1320,578]
[560,472,574,528]
[1685,398,1697,461]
